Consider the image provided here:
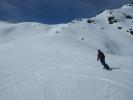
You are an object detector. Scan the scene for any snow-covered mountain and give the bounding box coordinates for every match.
[0,3,133,100]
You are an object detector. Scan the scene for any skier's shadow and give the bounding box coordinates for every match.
[110,67,120,70]
[103,67,120,71]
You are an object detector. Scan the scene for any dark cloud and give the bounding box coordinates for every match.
[0,0,132,24]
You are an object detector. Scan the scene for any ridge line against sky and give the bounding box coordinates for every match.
[0,0,132,24]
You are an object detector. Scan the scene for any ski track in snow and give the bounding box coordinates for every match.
[1,68,133,91]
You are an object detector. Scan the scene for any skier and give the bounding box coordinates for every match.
[97,49,111,70]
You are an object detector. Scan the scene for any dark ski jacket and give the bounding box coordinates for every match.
[97,51,105,61]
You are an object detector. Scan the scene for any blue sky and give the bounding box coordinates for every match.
[0,0,132,24]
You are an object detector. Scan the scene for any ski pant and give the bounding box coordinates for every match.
[100,58,110,69]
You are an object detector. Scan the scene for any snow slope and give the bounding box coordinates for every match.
[0,4,133,100]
